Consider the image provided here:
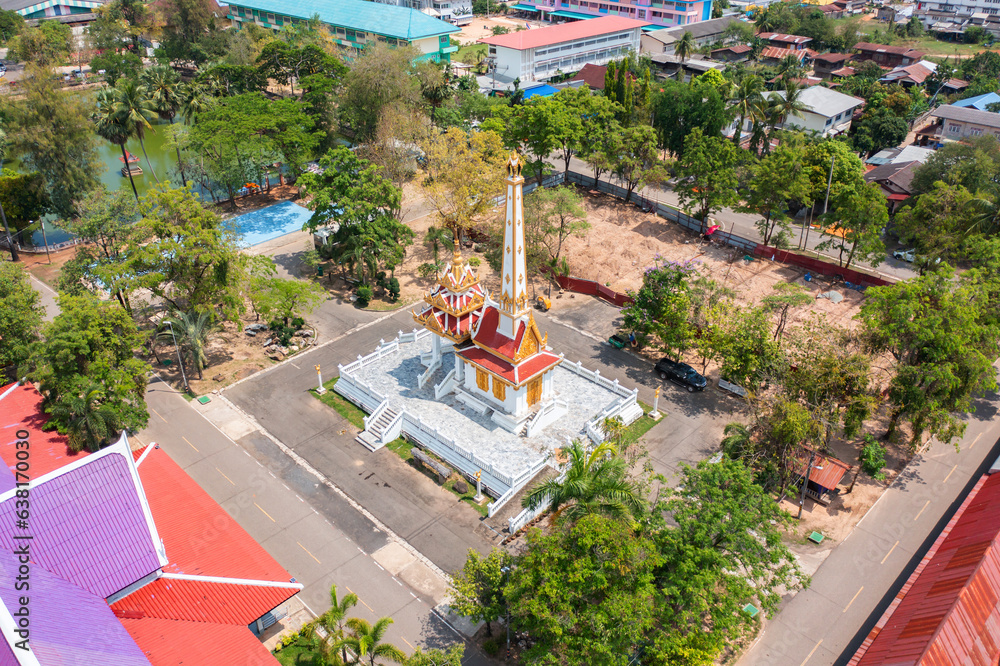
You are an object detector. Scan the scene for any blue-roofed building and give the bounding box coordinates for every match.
[953,92,1000,112]
[226,0,460,62]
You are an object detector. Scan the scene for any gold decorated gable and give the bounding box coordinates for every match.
[425,290,484,317]
[514,313,548,363]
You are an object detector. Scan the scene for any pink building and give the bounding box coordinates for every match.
[512,0,713,28]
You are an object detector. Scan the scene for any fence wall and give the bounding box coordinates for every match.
[751,246,895,288]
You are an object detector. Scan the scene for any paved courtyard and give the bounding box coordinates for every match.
[352,337,628,482]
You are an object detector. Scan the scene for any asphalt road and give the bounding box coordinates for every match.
[140,375,492,664]
[739,372,1000,665]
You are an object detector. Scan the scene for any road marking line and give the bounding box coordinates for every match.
[181,436,198,452]
[374,563,384,571]
[401,637,415,651]
[843,587,863,613]
[410,591,418,599]
[394,578,403,586]
[254,502,276,522]
[970,432,983,450]
[346,586,375,613]
[216,467,236,486]
[800,639,823,666]
[943,464,958,483]
[881,542,898,565]
[290,362,300,369]
[297,541,321,564]
[915,500,930,521]
[151,407,167,423]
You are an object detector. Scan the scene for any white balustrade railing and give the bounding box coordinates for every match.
[363,399,390,432]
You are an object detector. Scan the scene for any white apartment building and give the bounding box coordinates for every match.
[918,0,1000,16]
[479,16,647,83]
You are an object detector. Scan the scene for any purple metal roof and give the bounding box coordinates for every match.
[0,548,150,665]
[0,451,161,599]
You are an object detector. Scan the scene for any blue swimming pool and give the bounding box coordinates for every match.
[225,201,314,247]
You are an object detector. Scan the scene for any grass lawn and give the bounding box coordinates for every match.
[314,377,366,429]
[624,400,659,444]
[273,644,324,666]
[455,42,487,64]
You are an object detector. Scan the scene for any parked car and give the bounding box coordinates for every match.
[655,358,707,393]
[893,249,915,262]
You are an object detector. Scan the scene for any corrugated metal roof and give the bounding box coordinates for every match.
[233,0,459,40]
[932,104,1000,130]
[480,16,647,50]
[851,472,1000,665]
[0,383,89,480]
[119,618,275,666]
[111,577,297,625]
[790,448,851,491]
[0,450,160,599]
[0,549,150,665]
[137,446,295,581]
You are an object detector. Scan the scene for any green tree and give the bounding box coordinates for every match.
[131,183,248,320]
[522,441,644,522]
[319,584,358,665]
[705,303,782,391]
[156,310,222,381]
[910,135,1000,196]
[858,268,1000,446]
[675,127,741,232]
[344,617,406,666]
[405,646,464,666]
[449,548,512,637]
[675,30,695,62]
[156,0,227,65]
[847,434,887,493]
[8,66,100,217]
[0,169,49,240]
[648,458,806,661]
[613,124,668,203]
[764,79,808,146]
[730,73,765,146]
[741,144,811,247]
[27,294,150,448]
[652,77,729,158]
[142,64,188,183]
[89,51,144,86]
[762,282,811,341]
[851,106,909,157]
[622,259,695,358]
[256,276,325,326]
[526,185,589,261]
[895,181,976,264]
[8,21,71,66]
[111,78,161,182]
[339,41,421,141]
[0,9,24,42]
[300,146,402,232]
[93,87,140,201]
[0,261,43,381]
[423,225,452,264]
[507,513,661,665]
[815,180,888,270]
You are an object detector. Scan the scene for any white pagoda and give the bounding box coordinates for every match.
[413,152,562,433]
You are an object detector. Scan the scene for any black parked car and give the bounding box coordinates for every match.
[655,358,707,393]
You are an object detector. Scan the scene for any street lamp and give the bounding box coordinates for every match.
[166,321,189,394]
[501,565,511,660]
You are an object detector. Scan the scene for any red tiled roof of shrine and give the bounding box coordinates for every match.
[471,307,526,360]
[457,346,561,387]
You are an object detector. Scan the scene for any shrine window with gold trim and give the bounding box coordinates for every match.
[476,368,489,392]
[492,378,506,401]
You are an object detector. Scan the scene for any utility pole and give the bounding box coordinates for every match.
[0,202,17,262]
[797,449,818,520]
[822,153,835,216]
[167,321,190,394]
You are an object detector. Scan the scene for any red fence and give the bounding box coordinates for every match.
[751,245,896,288]
[553,274,633,307]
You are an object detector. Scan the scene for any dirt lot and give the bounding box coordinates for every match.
[453,15,549,44]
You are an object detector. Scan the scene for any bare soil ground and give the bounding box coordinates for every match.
[453,16,549,45]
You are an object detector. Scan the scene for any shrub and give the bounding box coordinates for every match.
[356,285,374,306]
[468,256,481,267]
[387,277,400,301]
[291,316,305,329]
[483,639,499,656]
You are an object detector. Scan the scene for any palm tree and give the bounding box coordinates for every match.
[730,74,765,146]
[48,382,117,452]
[113,78,160,182]
[776,53,804,80]
[94,87,140,202]
[720,422,754,461]
[143,65,188,185]
[754,9,776,33]
[179,82,210,125]
[675,31,695,66]
[157,311,222,380]
[423,225,453,263]
[522,440,644,522]
[765,79,808,150]
[968,187,1000,235]
[344,617,406,666]
[320,585,358,665]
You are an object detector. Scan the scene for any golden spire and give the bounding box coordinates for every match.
[451,234,463,275]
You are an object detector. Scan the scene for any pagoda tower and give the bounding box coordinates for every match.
[452,152,563,431]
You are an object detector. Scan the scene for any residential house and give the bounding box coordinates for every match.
[226,0,460,61]
[0,382,303,665]
[1,0,104,19]
[649,52,726,82]
[849,456,1000,665]
[756,32,813,49]
[929,104,1000,142]
[710,44,751,62]
[758,45,808,66]
[853,42,926,67]
[766,85,864,137]
[914,0,1000,20]
[524,0,714,29]
[940,77,971,95]
[831,65,856,79]
[480,16,646,82]
[880,61,936,87]
[812,52,854,79]
[814,4,846,18]
[876,4,913,21]
[953,91,1000,111]
[865,161,919,212]
[639,15,744,54]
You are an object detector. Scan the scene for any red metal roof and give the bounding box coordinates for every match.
[137,445,296,581]
[569,63,608,90]
[458,346,561,387]
[850,472,1000,665]
[813,52,853,63]
[760,46,805,61]
[757,32,812,45]
[790,448,851,491]
[479,16,647,50]
[0,383,89,477]
[111,576,298,625]
[119,617,277,666]
[853,42,925,58]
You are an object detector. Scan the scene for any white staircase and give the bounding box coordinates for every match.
[356,403,402,452]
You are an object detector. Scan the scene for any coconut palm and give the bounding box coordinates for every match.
[765,78,808,150]
[423,224,453,263]
[320,585,358,665]
[48,381,117,452]
[754,9,776,33]
[720,422,754,461]
[776,53,804,80]
[143,65,189,185]
[968,187,1000,235]
[112,78,161,183]
[157,311,222,380]
[344,617,406,666]
[522,440,645,522]
[178,81,210,125]
[675,31,695,65]
[730,74,765,146]
[94,87,140,202]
